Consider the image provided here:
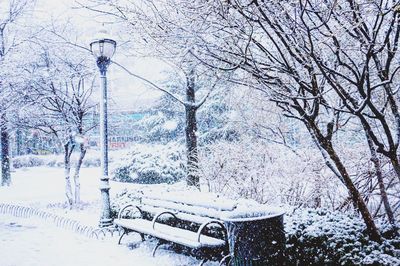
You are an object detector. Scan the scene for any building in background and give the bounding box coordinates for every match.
[11,110,146,156]
[87,110,146,150]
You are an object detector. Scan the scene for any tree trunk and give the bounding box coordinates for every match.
[0,115,10,186]
[389,156,400,182]
[327,143,381,241]
[365,131,397,229]
[64,142,74,207]
[185,69,200,188]
[185,105,199,188]
[16,129,22,156]
[0,29,9,187]
[309,122,382,242]
[73,142,86,205]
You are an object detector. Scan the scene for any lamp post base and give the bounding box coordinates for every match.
[99,218,114,228]
[99,184,112,227]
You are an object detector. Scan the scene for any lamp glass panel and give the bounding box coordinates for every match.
[91,40,116,59]
[102,41,116,58]
[99,41,104,56]
[90,42,101,58]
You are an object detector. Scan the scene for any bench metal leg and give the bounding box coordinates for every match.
[118,228,146,245]
[151,240,165,257]
[219,254,232,266]
[198,258,208,266]
[118,229,127,245]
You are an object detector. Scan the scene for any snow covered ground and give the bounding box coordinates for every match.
[1,167,103,205]
[0,214,201,266]
[0,167,216,266]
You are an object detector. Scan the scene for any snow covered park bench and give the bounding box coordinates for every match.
[114,192,236,265]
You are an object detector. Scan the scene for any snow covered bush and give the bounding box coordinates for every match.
[285,209,400,265]
[130,79,238,146]
[12,151,100,169]
[134,110,183,144]
[110,189,144,218]
[12,155,47,168]
[199,138,344,207]
[81,157,100,167]
[111,143,185,184]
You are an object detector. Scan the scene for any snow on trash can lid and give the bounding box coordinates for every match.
[220,200,285,222]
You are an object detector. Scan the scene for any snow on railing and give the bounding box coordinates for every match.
[0,203,122,239]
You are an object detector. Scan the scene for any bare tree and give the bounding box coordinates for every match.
[0,0,35,186]
[78,0,400,239]
[20,47,96,207]
[177,0,392,241]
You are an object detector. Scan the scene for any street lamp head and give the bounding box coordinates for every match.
[90,29,117,74]
[90,38,117,60]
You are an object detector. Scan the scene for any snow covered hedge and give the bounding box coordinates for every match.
[12,155,48,168]
[285,209,400,265]
[12,153,100,169]
[199,139,344,206]
[111,143,185,184]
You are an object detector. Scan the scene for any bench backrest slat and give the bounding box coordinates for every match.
[141,197,234,221]
[139,204,213,224]
[143,191,237,212]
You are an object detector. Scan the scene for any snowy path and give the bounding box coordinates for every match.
[0,167,218,266]
[0,167,130,226]
[0,215,205,266]
[0,167,111,205]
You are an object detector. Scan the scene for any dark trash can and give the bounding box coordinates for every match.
[222,210,285,265]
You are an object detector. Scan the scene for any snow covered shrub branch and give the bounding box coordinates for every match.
[199,138,344,208]
[285,209,400,265]
[111,143,185,184]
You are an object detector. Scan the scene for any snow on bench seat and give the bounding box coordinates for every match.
[114,218,225,249]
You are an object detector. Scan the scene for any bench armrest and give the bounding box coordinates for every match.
[118,204,143,219]
[196,220,226,243]
[152,211,178,230]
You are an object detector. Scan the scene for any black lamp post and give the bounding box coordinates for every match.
[90,34,116,227]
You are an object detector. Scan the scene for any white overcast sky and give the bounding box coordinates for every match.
[34,0,165,111]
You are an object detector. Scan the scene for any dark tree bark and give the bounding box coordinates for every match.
[16,129,22,156]
[308,120,382,242]
[389,157,400,182]
[185,69,200,188]
[364,129,397,229]
[0,26,10,187]
[185,105,199,188]
[0,115,10,186]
